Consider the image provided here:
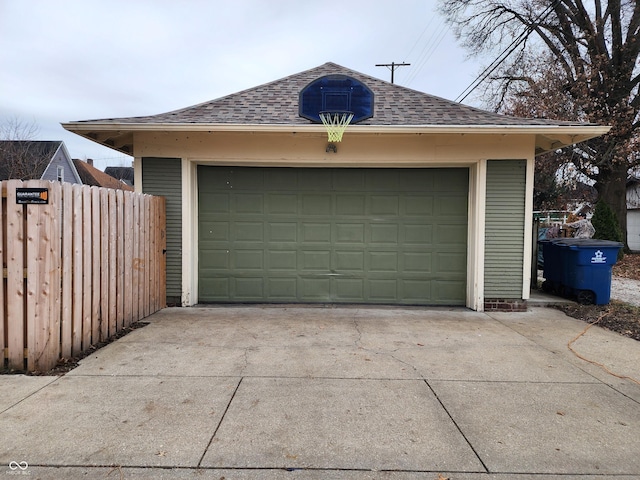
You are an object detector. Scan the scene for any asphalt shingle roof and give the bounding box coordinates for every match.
[73,160,133,191]
[76,62,590,127]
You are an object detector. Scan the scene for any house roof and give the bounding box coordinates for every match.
[62,62,610,155]
[72,159,134,191]
[0,141,62,180]
[104,166,134,185]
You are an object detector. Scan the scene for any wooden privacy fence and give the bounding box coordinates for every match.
[1,180,166,373]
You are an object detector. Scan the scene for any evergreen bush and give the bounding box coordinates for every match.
[591,199,624,259]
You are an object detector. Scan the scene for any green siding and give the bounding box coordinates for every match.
[198,167,468,305]
[142,158,182,303]
[485,160,526,298]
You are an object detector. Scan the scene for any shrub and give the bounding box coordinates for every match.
[591,199,624,259]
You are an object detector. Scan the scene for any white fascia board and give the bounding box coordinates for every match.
[62,122,610,136]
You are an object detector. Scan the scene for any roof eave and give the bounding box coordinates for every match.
[62,122,611,156]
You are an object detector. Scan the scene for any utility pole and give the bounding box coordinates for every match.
[375,62,410,84]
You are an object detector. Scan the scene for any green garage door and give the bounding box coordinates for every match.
[198,167,468,305]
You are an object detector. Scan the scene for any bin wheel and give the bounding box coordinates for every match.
[577,290,596,305]
[541,280,553,293]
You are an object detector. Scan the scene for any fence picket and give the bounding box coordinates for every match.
[81,188,95,355]
[132,194,140,321]
[90,187,99,347]
[61,183,73,358]
[123,192,133,326]
[5,180,25,370]
[108,190,117,337]
[116,190,124,330]
[47,182,62,369]
[72,185,83,356]
[0,182,5,364]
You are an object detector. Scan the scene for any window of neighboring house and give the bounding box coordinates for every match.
[57,166,64,182]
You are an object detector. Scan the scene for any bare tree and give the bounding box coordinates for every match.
[0,117,52,180]
[439,0,640,246]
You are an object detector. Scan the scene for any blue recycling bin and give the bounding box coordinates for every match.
[541,238,623,304]
[539,239,564,285]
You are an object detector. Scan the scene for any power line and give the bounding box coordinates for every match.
[404,21,449,87]
[455,2,558,103]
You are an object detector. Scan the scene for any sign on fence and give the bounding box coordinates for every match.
[1,180,166,373]
[16,187,49,204]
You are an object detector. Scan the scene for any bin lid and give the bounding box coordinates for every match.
[550,238,624,248]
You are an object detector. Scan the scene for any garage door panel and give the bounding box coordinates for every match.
[436,252,466,274]
[403,224,432,245]
[201,250,230,269]
[234,250,264,270]
[267,194,298,214]
[334,170,366,190]
[301,251,331,270]
[433,280,466,303]
[198,167,468,305]
[265,169,299,190]
[268,250,297,271]
[369,251,398,272]
[435,224,467,245]
[401,280,431,302]
[302,194,332,215]
[336,195,366,215]
[370,195,399,215]
[367,170,399,190]
[335,251,364,271]
[336,223,365,244]
[200,221,230,241]
[370,224,398,244]
[231,169,264,189]
[235,194,264,214]
[302,223,331,243]
[404,195,434,216]
[269,222,297,242]
[300,277,331,300]
[267,278,297,299]
[200,278,229,299]
[234,222,264,242]
[335,278,364,300]
[369,279,398,301]
[298,170,332,190]
[402,252,432,273]
[235,277,264,299]
[200,193,230,213]
[437,195,468,216]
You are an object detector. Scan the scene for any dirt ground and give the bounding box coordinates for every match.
[558,253,640,341]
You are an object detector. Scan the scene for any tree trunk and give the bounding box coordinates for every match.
[596,166,628,248]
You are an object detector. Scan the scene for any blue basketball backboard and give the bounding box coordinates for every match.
[299,75,374,124]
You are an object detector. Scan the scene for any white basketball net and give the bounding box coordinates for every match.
[319,112,354,142]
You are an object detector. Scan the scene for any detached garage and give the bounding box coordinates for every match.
[63,62,608,311]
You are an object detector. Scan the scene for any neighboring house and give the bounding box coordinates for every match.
[105,166,134,186]
[1,140,80,182]
[63,62,609,310]
[628,175,640,252]
[72,159,133,191]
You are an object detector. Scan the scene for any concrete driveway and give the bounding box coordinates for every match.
[1,306,639,479]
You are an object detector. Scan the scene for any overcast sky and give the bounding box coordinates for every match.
[0,0,485,171]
